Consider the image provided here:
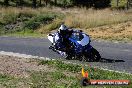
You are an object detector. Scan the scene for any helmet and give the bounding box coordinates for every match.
[59,24,68,31]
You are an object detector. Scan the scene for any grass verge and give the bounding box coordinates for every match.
[0,58,132,88]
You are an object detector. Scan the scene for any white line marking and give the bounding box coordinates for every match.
[0,51,52,60]
[123,49,131,52]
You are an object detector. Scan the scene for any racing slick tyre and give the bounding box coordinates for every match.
[64,53,72,60]
[90,47,101,62]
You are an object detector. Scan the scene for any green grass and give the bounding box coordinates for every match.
[0,74,30,88]
[0,74,12,82]
[0,59,132,88]
[39,60,82,72]
[1,31,46,38]
[30,71,79,88]
[24,14,56,30]
[29,60,132,88]
[38,60,132,80]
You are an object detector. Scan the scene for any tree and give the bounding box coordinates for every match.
[62,0,67,7]
[4,0,9,6]
[44,0,50,6]
[116,0,119,7]
[32,0,37,8]
[54,0,57,5]
[19,0,23,6]
[16,0,23,7]
[39,0,42,6]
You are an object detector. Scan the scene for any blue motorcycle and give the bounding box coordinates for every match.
[47,30,101,62]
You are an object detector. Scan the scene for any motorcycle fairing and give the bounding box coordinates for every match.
[70,32,90,46]
[48,33,59,45]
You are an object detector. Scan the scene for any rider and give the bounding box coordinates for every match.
[56,24,73,51]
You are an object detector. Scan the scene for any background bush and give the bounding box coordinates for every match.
[0,0,111,8]
[111,0,127,9]
[0,8,64,34]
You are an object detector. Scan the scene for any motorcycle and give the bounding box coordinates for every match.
[47,30,101,62]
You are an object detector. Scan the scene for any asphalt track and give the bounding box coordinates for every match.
[0,36,132,74]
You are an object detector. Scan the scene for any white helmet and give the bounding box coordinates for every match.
[59,24,68,31]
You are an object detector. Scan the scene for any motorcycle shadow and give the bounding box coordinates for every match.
[64,56,125,63]
[100,58,125,63]
[66,57,125,63]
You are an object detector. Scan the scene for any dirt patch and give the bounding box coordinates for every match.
[0,55,56,78]
[85,21,132,41]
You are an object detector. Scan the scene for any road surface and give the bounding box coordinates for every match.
[0,36,132,74]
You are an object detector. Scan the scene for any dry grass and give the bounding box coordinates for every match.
[0,7,38,25]
[0,55,56,78]
[0,7,132,41]
[38,18,63,33]
[0,7,59,23]
[0,7,53,15]
[1,7,132,30]
[64,8,132,29]
[61,8,132,41]
[85,21,132,41]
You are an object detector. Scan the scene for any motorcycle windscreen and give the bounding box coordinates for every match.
[77,34,90,46]
[70,32,90,46]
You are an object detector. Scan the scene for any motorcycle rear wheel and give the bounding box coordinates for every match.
[86,48,101,62]
[90,47,101,62]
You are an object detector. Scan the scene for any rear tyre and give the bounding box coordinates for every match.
[65,53,73,60]
[90,48,101,62]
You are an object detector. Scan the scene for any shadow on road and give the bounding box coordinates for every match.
[100,58,125,63]
[64,57,125,63]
